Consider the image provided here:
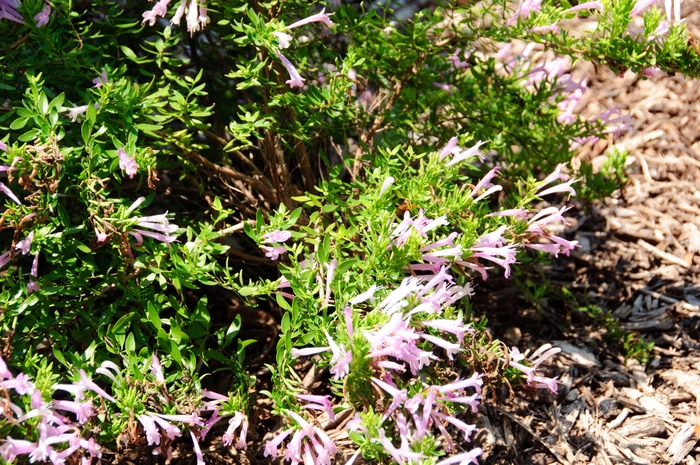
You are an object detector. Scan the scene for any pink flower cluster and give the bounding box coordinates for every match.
[265,152,573,465]
[507,344,561,392]
[283,261,483,462]
[492,43,633,147]
[134,355,249,461]
[261,229,291,260]
[273,9,334,89]
[126,196,180,245]
[0,359,106,464]
[142,0,210,36]
[264,410,337,465]
[0,227,41,293]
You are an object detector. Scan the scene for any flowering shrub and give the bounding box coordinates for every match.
[0,0,697,463]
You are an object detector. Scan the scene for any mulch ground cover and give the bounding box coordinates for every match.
[473,3,700,464]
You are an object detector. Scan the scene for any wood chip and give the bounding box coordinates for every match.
[665,422,697,464]
[636,239,690,268]
[616,414,667,437]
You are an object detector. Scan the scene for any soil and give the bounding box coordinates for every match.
[472,3,700,464]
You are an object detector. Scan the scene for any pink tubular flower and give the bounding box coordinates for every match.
[536,163,568,187]
[506,0,542,26]
[263,229,292,243]
[66,105,88,122]
[222,412,248,449]
[92,71,109,88]
[371,377,408,422]
[276,52,306,89]
[379,176,395,197]
[118,148,138,179]
[53,399,95,424]
[152,415,182,441]
[564,1,603,13]
[0,0,23,24]
[291,346,329,357]
[282,410,337,465]
[593,107,633,137]
[170,0,186,24]
[446,141,487,166]
[0,181,21,205]
[0,373,35,395]
[527,205,573,235]
[273,31,293,49]
[348,284,380,304]
[297,394,335,421]
[469,240,518,279]
[190,430,205,465]
[534,164,578,198]
[34,4,50,27]
[651,19,669,39]
[448,48,470,69]
[486,208,528,220]
[439,137,460,160]
[468,166,500,198]
[150,354,165,383]
[324,330,351,380]
[0,438,39,463]
[378,429,424,464]
[391,210,450,248]
[157,412,204,427]
[142,0,171,25]
[127,203,180,245]
[422,319,472,343]
[432,411,478,442]
[53,369,117,402]
[643,66,664,79]
[15,231,34,255]
[528,23,560,34]
[437,373,484,395]
[264,428,293,458]
[631,0,659,16]
[185,0,205,35]
[138,415,161,445]
[537,178,577,198]
[27,251,40,294]
[435,449,483,465]
[366,314,435,374]
[420,333,461,360]
[262,245,286,260]
[286,8,334,29]
[507,344,561,392]
[0,356,12,380]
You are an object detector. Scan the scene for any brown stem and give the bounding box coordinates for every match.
[203,129,263,177]
[294,138,317,194]
[184,148,276,203]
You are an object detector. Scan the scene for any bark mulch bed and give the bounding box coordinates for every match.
[474,3,700,464]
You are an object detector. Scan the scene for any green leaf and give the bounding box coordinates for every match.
[147,302,161,331]
[170,340,182,364]
[39,93,48,115]
[125,332,136,353]
[120,46,137,60]
[10,118,28,130]
[49,93,65,112]
[18,129,40,142]
[224,315,241,347]
[281,312,291,333]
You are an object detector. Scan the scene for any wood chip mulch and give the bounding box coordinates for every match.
[475,3,700,464]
